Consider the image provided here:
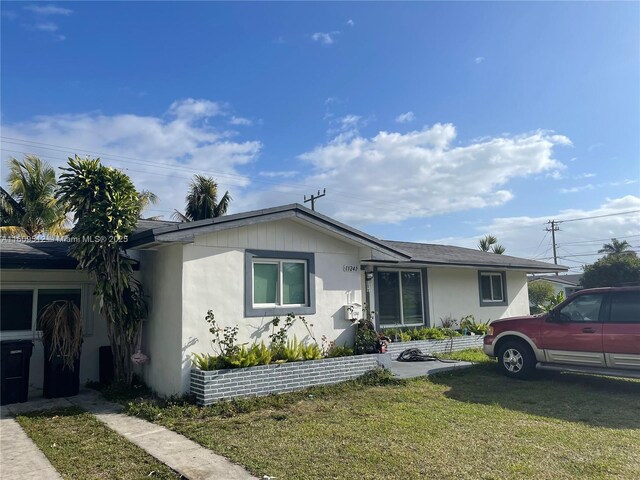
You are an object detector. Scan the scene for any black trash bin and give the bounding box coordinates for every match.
[43,342,81,398]
[99,346,114,385]
[1,340,34,405]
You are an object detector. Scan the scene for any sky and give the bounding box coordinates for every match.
[1,1,639,272]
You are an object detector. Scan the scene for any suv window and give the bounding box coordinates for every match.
[558,294,604,323]
[608,291,640,324]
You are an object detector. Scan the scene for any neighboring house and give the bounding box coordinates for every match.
[0,203,566,397]
[528,274,582,304]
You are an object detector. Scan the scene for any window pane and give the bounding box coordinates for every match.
[559,294,604,322]
[283,262,305,305]
[401,272,423,324]
[36,289,82,330]
[253,263,278,304]
[480,275,492,301]
[378,272,401,325]
[1,291,33,331]
[609,292,640,323]
[491,275,503,301]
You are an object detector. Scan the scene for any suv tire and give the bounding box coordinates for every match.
[497,340,535,379]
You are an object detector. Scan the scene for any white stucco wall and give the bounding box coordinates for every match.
[0,269,108,398]
[138,244,185,397]
[426,268,529,326]
[176,219,364,394]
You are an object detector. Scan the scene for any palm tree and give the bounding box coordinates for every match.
[598,238,635,256]
[0,156,67,237]
[478,234,505,254]
[137,190,162,220]
[172,175,231,222]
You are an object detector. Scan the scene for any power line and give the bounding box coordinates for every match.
[558,210,640,223]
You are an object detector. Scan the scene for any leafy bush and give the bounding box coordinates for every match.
[355,319,380,354]
[326,344,354,358]
[460,315,490,335]
[439,314,458,329]
[301,342,323,360]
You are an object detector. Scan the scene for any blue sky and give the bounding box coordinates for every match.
[2,2,639,270]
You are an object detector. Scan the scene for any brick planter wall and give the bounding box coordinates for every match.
[385,335,485,358]
[191,355,382,406]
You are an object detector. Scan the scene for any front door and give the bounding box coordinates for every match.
[541,292,606,367]
[603,291,640,370]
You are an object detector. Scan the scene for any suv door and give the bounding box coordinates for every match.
[603,291,640,370]
[540,293,605,366]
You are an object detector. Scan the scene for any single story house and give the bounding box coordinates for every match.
[528,274,582,303]
[0,203,566,398]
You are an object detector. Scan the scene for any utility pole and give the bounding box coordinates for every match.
[304,188,326,211]
[546,220,560,275]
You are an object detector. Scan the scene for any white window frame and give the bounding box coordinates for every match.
[0,283,91,341]
[377,268,425,327]
[252,259,308,308]
[479,272,506,304]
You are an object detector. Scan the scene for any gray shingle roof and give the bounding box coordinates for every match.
[1,204,566,273]
[529,273,582,285]
[381,240,567,272]
[0,240,77,269]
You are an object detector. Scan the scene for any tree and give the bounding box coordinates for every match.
[57,155,146,384]
[581,254,640,288]
[172,174,231,222]
[528,280,555,312]
[0,155,67,237]
[478,234,505,254]
[137,189,161,220]
[598,238,635,256]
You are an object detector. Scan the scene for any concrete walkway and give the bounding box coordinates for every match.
[0,416,61,479]
[384,357,474,379]
[1,390,257,480]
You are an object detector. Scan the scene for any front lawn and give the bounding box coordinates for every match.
[16,407,180,479]
[125,353,640,480]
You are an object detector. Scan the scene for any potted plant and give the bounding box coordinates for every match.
[38,300,83,398]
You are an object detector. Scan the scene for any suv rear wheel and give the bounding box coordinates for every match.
[497,340,535,379]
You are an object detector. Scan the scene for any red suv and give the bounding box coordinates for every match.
[483,286,640,379]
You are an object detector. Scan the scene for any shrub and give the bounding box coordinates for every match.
[460,315,490,335]
[326,344,354,358]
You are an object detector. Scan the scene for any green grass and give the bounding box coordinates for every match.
[123,354,640,480]
[16,407,180,479]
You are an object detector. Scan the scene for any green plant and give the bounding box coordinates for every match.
[529,280,556,313]
[204,310,240,357]
[355,319,380,354]
[301,342,323,360]
[191,352,222,370]
[1,155,67,237]
[38,300,83,370]
[57,155,146,384]
[326,344,354,358]
[543,292,565,312]
[172,174,231,222]
[439,315,458,330]
[460,315,490,335]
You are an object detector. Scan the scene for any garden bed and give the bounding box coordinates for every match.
[385,335,484,357]
[191,354,382,405]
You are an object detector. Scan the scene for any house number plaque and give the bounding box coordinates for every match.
[343,265,359,272]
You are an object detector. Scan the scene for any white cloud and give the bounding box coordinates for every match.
[33,22,58,32]
[1,99,262,219]
[259,170,298,178]
[292,124,571,224]
[428,195,640,270]
[560,184,595,194]
[273,36,286,45]
[475,57,485,64]
[229,116,252,126]
[24,5,73,16]
[347,19,355,27]
[311,31,339,45]
[395,112,415,124]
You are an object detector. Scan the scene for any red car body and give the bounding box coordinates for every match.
[483,286,640,379]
